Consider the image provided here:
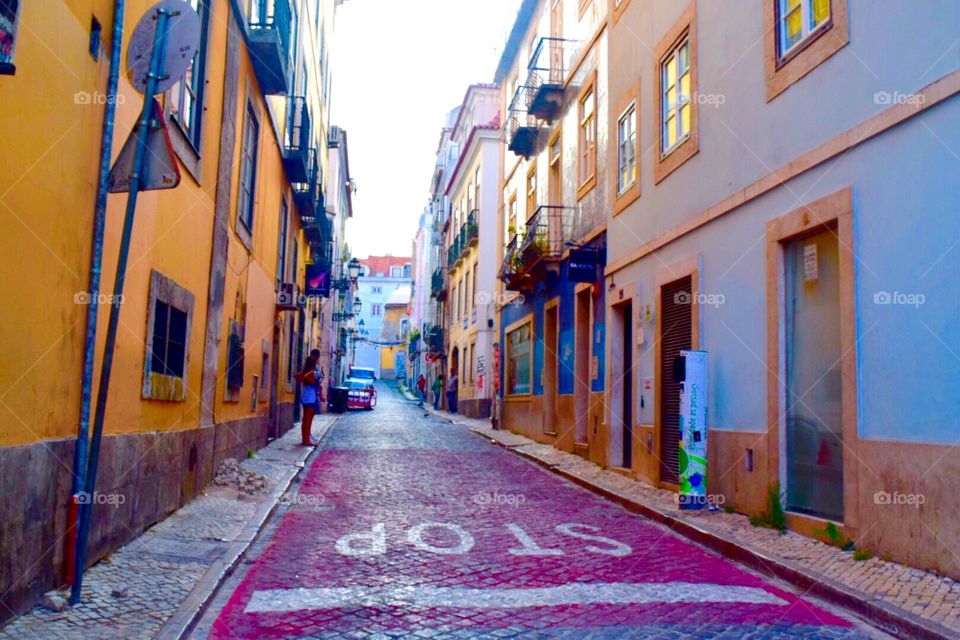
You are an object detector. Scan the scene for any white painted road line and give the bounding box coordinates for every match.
[243,582,788,614]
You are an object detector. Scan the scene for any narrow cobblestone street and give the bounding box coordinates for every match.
[193,384,885,639]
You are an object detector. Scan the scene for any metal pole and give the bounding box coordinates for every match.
[68,0,126,587]
[71,7,174,604]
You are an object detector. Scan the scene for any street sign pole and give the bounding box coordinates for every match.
[70,7,174,605]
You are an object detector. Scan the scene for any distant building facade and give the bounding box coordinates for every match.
[353,256,411,376]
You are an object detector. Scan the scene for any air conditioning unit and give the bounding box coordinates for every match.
[276,282,300,310]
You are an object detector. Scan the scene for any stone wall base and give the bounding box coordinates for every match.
[458,398,492,420]
[0,403,295,622]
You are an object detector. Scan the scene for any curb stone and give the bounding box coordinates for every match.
[420,404,951,640]
[154,416,339,640]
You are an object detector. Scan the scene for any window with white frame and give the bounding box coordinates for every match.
[578,84,596,187]
[660,36,691,156]
[617,102,637,194]
[777,0,831,59]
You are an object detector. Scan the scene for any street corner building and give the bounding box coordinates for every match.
[487,0,960,582]
[0,0,357,619]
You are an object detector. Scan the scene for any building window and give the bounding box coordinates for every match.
[371,286,382,294]
[276,198,288,287]
[506,322,533,396]
[371,303,382,317]
[777,0,831,59]
[653,3,698,183]
[508,193,518,240]
[474,167,481,211]
[526,164,537,219]
[391,266,402,278]
[613,82,641,213]
[577,73,597,198]
[170,0,210,150]
[764,0,846,100]
[661,37,691,156]
[548,129,562,206]
[143,270,195,402]
[617,102,637,195]
[237,101,260,234]
[0,0,20,74]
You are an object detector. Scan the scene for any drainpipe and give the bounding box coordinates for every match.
[65,0,125,587]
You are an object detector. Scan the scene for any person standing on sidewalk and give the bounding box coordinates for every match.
[446,368,459,414]
[416,374,426,406]
[432,374,443,410]
[294,352,321,446]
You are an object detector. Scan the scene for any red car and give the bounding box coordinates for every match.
[346,378,376,410]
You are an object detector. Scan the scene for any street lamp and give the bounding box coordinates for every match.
[347,257,361,280]
[353,296,363,316]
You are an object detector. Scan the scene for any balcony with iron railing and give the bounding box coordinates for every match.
[499,206,572,290]
[282,96,312,183]
[246,0,293,95]
[499,234,524,291]
[502,85,539,158]
[431,266,446,300]
[527,37,577,122]
[292,147,320,221]
[446,234,461,272]
[519,205,567,270]
[461,210,479,250]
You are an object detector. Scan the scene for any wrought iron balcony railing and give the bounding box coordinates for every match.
[292,147,320,221]
[499,235,524,290]
[527,37,577,122]
[519,205,567,267]
[461,210,479,249]
[431,267,446,300]
[282,96,312,183]
[446,234,461,272]
[502,85,539,158]
[246,0,293,95]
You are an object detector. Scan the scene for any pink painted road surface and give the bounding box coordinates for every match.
[200,386,879,639]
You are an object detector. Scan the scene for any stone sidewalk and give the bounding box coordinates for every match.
[0,415,338,640]
[425,407,959,640]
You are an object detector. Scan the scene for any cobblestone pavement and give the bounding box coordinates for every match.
[435,410,960,637]
[198,384,885,639]
[0,416,336,640]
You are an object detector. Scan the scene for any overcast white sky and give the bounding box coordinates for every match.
[331,0,519,259]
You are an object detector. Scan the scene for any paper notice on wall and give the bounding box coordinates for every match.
[803,243,819,282]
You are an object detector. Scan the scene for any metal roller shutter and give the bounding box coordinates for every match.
[659,275,692,485]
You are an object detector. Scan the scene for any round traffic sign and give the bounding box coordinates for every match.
[126,0,201,95]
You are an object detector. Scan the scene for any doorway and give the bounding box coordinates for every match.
[544,304,558,434]
[659,275,692,485]
[620,301,633,468]
[783,227,843,521]
[574,289,591,445]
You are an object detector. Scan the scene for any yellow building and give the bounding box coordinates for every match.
[0,0,340,618]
